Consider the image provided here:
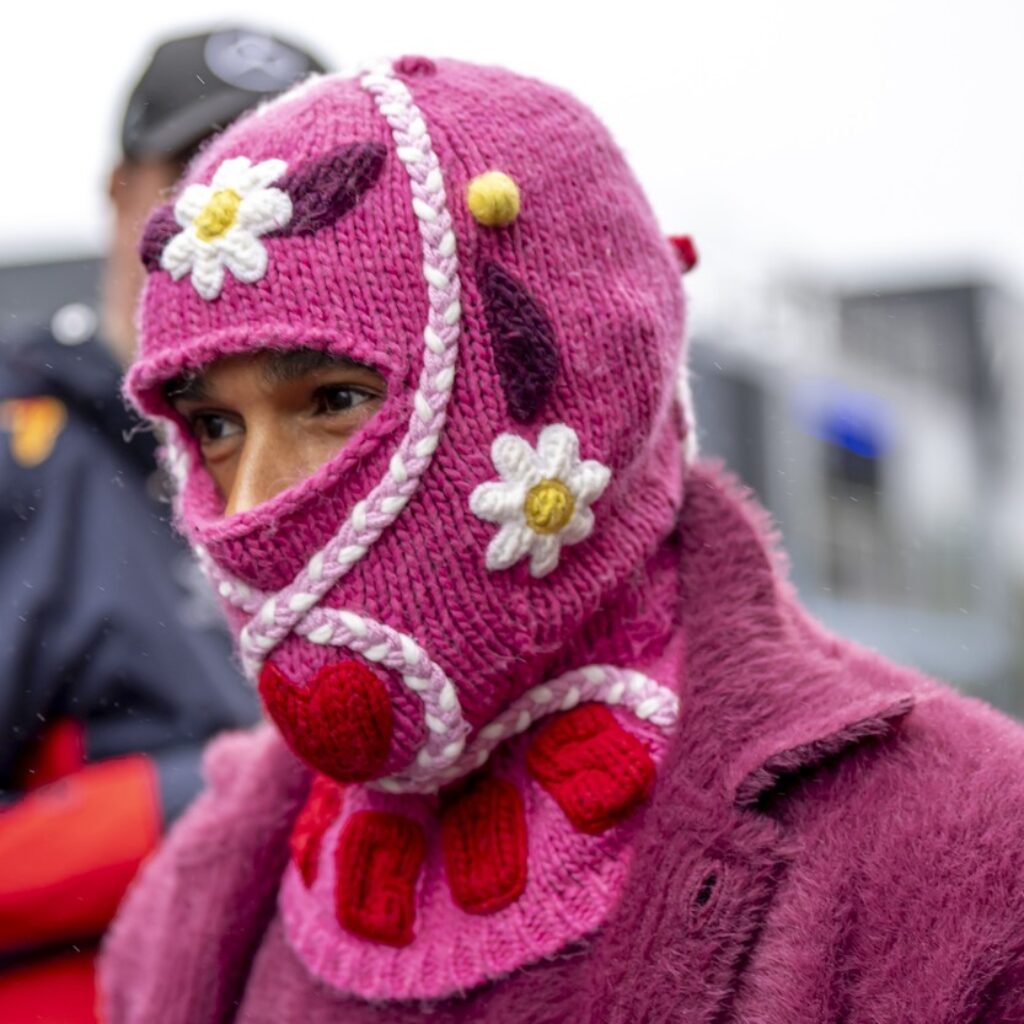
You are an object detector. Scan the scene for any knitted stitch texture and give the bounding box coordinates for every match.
[124,56,687,999]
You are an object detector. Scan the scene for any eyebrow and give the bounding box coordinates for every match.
[163,350,370,405]
[259,349,363,386]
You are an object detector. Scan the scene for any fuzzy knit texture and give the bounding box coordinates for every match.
[100,465,1024,1022]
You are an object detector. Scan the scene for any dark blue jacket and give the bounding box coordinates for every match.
[0,326,259,819]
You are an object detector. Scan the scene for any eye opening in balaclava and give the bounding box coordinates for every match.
[161,345,393,519]
[148,336,411,534]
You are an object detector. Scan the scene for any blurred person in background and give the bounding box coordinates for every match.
[0,27,324,1022]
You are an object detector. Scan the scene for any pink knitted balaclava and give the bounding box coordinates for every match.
[128,57,691,1000]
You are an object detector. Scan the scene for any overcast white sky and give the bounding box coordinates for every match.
[5,0,1024,317]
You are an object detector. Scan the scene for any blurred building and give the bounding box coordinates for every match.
[692,275,1024,715]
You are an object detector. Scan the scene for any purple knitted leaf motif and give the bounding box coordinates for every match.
[274,142,387,238]
[139,205,180,272]
[479,262,559,423]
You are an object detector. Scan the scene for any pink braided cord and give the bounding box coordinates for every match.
[227,64,462,677]
[294,607,470,783]
[378,663,681,793]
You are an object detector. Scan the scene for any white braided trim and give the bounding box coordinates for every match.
[373,663,681,795]
[162,433,191,500]
[154,62,472,792]
[159,62,461,685]
[230,65,461,678]
[295,607,470,783]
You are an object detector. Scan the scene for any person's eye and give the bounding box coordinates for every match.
[189,412,243,446]
[314,384,378,416]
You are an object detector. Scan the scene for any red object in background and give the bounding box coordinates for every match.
[668,234,699,273]
[0,947,97,1024]
[17,719,86,791]
[526,704,656,835]
[0,754,161,954]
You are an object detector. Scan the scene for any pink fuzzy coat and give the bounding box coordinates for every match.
[100,466,1024,1023]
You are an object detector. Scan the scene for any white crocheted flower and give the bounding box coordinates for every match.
[161,156,292,300]
[470,424,612,578]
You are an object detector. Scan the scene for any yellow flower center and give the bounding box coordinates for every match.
[194,188,242,242]
[524,478,575,535]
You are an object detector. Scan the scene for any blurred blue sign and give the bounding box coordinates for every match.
[797,380,894,459]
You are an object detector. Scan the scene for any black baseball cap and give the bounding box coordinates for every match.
[120,27,327,162]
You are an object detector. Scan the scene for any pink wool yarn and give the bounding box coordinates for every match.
[125,57,690,999]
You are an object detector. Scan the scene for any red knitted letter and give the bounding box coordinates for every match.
[290,775,344,887]
[526,703,655,834]
[335,811,425,947]
[441,775,527,914]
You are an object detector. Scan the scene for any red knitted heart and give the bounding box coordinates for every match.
[259,661,393,783]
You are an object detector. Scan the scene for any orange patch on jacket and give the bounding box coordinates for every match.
[0,397,67,466]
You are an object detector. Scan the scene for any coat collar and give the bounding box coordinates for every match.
[672,464,921,808]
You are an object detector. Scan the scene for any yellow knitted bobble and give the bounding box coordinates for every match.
[466,171,521,227]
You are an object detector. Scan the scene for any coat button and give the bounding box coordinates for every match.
[687,860,725,930]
